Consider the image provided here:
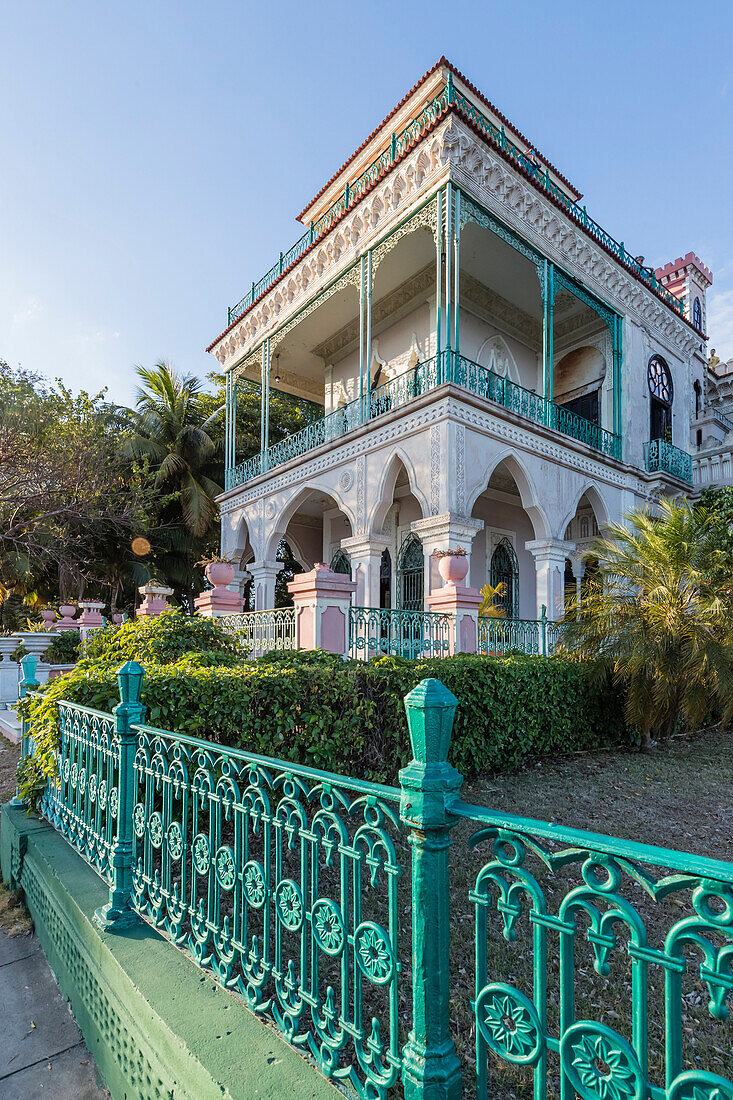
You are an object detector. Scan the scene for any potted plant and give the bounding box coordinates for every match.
[197,553,237,589]
[433,547,469,585]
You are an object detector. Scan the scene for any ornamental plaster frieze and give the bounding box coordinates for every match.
[442,118,700,360]
[215,126,452,371]
[453,402,632,490]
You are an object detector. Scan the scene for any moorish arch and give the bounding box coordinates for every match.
[466,450,551,542]
[369,450,429,539]
[264,483,356,565]
[558,482,611,543]
[469,455,548,620]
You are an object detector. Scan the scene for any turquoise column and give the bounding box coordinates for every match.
[366,249,372,419]
[264,337,271,467]
[541,260,555,403]
[94,661,145,932]
[613,315,623,455]
[436,188,443,365]
[11,654,40,807]
[453,189,461,364]
[359,253,366,423]
[400,679,463,1100]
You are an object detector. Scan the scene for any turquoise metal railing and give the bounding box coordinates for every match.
[452,794,733,1099]
[219,608,296,657]
[226,78,683,330]
[39,701,120,885]
[644,438,693,483]
[34,670,733,1098]
[477,616,544,656]
[227,351,620,490]
[451,353,622,458]
[349,606,452,660]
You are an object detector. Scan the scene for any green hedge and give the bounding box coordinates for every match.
[17,647,628,806]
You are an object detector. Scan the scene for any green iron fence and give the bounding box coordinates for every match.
[227,350,620,490]
[30,666,733,1098]
[349,606,452,660]
[226,76,683,329]
[644,439,693,484]
[477,612,568,656]
[219,608,296,657]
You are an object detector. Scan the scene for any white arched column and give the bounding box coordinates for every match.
[410,513,485,597]
[248,560,281,611]
[525,539,575,621]
[340,535,390,608]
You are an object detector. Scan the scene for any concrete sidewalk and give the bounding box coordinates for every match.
[0,926,106,1099]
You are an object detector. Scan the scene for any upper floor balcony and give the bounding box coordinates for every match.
[643,438,692,484]
[226,348,620,490]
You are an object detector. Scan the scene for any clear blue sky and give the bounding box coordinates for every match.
[3,0,733,405]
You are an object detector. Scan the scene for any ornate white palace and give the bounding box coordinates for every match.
[208,59,708,644]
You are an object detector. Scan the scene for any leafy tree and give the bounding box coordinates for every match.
[561,499,733,749]
[0,360,153,617]
[699,485,733,554]
[121,362,224,609]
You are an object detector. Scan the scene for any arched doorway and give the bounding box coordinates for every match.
[490,537,519,619]
[396,533,424,611]
[648,355,673,442]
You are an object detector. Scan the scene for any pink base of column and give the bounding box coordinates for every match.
[426,582,482,654]
[287,564,357,655]
[137,584,174,618]
[194,587,244,617]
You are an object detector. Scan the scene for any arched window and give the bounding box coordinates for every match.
[693,297,702,331]
[580,516,589,540]
[396,534,424,611]
[693,379,702,420]
[647,355,673,442]
[490,538,519,619]
[379,549,392,609]
[330,549,351,577]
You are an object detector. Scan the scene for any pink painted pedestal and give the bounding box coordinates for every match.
[194,562,244,618]
[426,580,482,654]
[137,584,174,618]
[287,564,357,656]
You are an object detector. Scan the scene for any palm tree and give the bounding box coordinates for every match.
[561,499,733,749]
[121,362,223,608]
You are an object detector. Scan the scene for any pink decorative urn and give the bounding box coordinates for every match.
[204,561,236,589]
[40,608,57,629]
[56,604,78,631]
[437,553,469,586]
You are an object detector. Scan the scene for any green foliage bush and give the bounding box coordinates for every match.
[83,610,240,665]
[18,641,628,808]
[41,630,81,664]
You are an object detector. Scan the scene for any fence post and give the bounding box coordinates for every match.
[540,604,547,655]
[10,655,40,806]
[400,679,463,1100]
[94,660,145,933]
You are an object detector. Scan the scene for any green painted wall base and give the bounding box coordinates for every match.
[0,804,338,1100]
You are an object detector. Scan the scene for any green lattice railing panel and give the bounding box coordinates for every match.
[227,351,619,491]
[130,726,404,1098]
[451,800,733,1100]
[39,702,120,885]
[349,606,452,660]
[644,439,693,484]
[220,608,296,657]
[477,617,544,656]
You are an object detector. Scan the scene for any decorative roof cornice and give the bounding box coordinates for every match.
[296,58,582,223]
